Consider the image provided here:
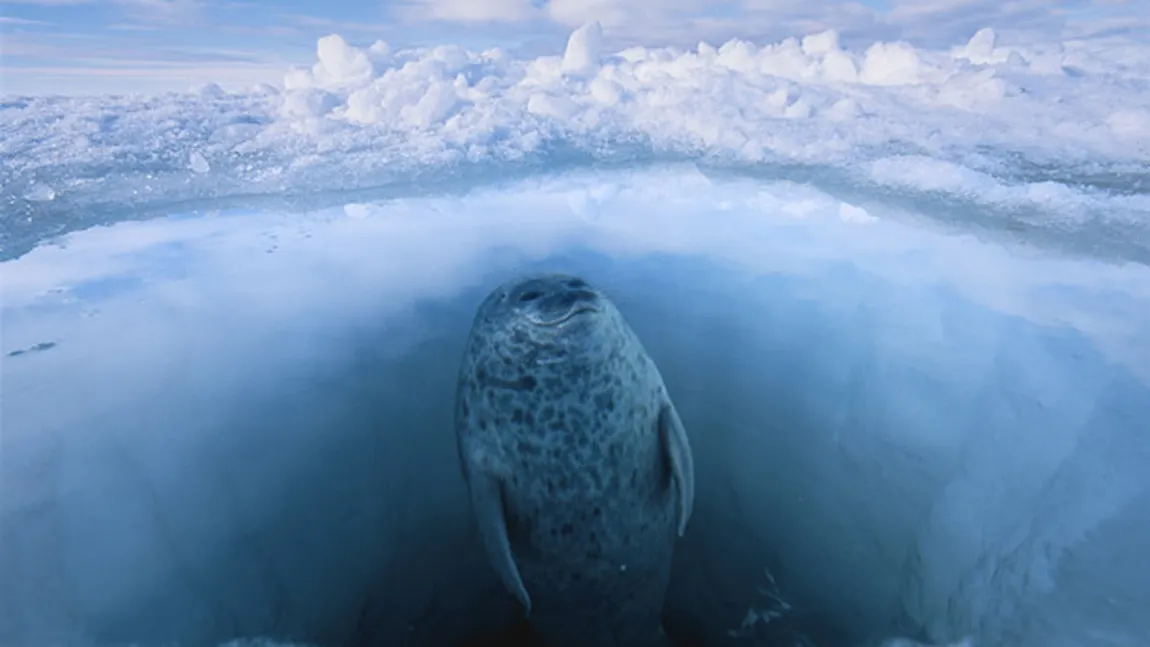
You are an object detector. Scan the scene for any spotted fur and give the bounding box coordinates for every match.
[454,274,694,647]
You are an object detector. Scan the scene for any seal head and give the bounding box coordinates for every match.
[454,274,694,647]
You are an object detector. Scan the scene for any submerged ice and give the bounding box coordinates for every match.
[2,166,1149,647]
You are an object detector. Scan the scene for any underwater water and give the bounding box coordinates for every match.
[3,22,1150,647]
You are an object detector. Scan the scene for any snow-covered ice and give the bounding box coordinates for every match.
[3,24,1149,262]
[2,21,1149,647]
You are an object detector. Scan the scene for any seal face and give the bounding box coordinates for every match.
[454,274,695,647]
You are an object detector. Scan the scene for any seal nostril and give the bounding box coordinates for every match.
[555,292,578,309]
[518,291,543,303]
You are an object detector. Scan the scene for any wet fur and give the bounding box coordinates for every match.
[455,274,689,647]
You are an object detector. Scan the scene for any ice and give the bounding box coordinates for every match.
[801,30,841,57]
[23,183,57,202]
[3,25,1150,261]
[193,83,229,100]
[952,28,1003,65]
[188,152,211,174]
[315,34,376,86]
[2,17,1149,647]
[878,638,973,647]
[2,166,1149,647]
[1108,109,1150,137]
[561,21,604,76]
[860,41,924,85]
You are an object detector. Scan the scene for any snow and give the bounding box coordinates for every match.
[1,20,1149,647]
[4,24,1150,261]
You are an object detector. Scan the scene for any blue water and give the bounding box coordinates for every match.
[1,164,1148,647]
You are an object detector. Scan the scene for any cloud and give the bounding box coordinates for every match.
[0,15,53,24]
[9,61,280,77]
[0,0,207,25]
[391,0,728,28]
[106,21,165,30]
[6,0,1147,97]
[2,30,285,64]
[2,53,286,94]
[113,0,206,26]
[883,0,1053,27]
[386,0,874,46]
[0,0,93,5]
[385,0,1146,48]
[393,0,539,23]
[221,22,300,37]
[883,0,1063,40]
[281,13,393,34]
[386,0,873,48]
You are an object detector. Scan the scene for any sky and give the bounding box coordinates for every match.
[0,0,1146,95]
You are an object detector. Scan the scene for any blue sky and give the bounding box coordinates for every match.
[1,0,1144,95]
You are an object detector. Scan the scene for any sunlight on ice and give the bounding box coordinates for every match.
[561,21,604,76]
[4,22,1149,260]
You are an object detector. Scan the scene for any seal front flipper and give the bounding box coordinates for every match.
[469,469,533,614]
[658,403,695,537]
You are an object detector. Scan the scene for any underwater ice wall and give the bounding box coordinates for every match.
[2,167,1149,647]
[637,256,1150,647]
[554,169,1150,647]
[0,206,546,647]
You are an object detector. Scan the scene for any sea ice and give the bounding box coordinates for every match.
[3,24,1148,262]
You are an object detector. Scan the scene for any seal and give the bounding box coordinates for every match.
[454,273,695,647]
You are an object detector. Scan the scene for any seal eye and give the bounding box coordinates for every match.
[518,291,543,303]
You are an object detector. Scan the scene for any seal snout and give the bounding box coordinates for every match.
[553,286,598,310]
[515,276,601,326]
